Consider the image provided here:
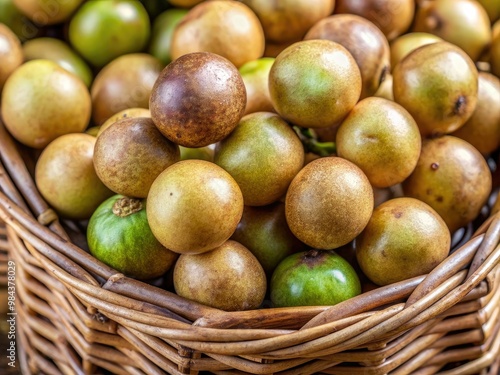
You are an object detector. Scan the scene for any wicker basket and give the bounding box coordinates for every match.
[0,118,499,375]
[0,218,8,287]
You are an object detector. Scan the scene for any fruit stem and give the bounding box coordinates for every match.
[112,197,143,217]
[293,126,336,157]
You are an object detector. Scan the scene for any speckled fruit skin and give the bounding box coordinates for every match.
[336,97,421,188]
[35,133,113,220]
[304,14,391,99]
[146,160,244,254]
[173,240,266,311]
[97,107,151,136]
[269,39,362,129]
[412,0,492,62]
[393,42,478,137]
[451,72,500,155]
[93,117,180,198]
[334,0,415,41]
[170,0,265,68]
[240,0,335,44]
[270,249,361,307]
[356,197,451,286]
[91,53,162,126]
[1,59,91,149]
[285,157,374,250]
[87,195,178,280]
[149,52,246,148]
[214,111,305,206]
[402,136,492,234]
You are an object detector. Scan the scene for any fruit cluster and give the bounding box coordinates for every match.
[0,0,499,312]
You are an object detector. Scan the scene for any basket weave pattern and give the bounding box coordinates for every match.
[0,119,499,374]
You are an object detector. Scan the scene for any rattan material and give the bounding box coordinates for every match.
[0,218,8,286]
[0,118,499,375]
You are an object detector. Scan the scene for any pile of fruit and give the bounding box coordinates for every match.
[0,0,499,312]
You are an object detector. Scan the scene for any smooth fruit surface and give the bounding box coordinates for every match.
[336,97,421,188]
[403,136,492,233]
[148,8,188,66]
[305,14,391,98]
[0,23,22,91]
[22,37,93,87]
[214,112,304,206]
[231,202,307,276]
[356,197,451,286]
[412,0,492,61]
[87,195,178,280]
[94,117,179,198]
[334,0,415,41]
[451,72,500,155]
[69,0,150,67]
[270,249,361,307]
[13,0,83,25]
[390,32,443,69]
[171,0,265,68]
[1,59,91,149]
[35,133,113,219]
[239,57,275,115]
[285,157,374,249]
[393,42,478,137]
[240,0,335,43]
[173,240,266,311]
[269,39,362,128]
[147,160,244,254]
[91,53,162,125]
[150,52,246,147]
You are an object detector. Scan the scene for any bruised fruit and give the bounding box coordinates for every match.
[35,133,113,220]
[69,0,150,68]
[240,0,335,43]
[173,240,266,311]
[1,59,91,149]
[336,97,421,188]
[214,112,304,206]
[334,0,415,41]
[231,202,307,276]
[393,42,478,137]
[271,249,361,307]
[149,52,246,148]
[94,117,180,198]
[0,23,22,92]
[304,14,391,98]
[403,136,492,233]
[91,53,162,126]
[356,197,451,286]
[285,157,374,249]
[269,39,362,128]
[451,72,500,155]
[171,0,265,68]
[147,160,244,254]
[412,0,492,62]
[87,195,178,280]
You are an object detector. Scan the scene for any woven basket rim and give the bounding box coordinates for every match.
[0,118,499,363]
